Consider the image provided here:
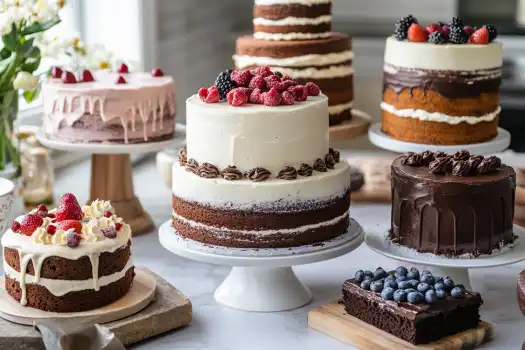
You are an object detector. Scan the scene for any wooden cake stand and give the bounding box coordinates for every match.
[36,132,176,235]
[329,109,371,143]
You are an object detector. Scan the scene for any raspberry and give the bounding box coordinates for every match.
[265,75,282,90]
[442,25,450,39]
[230,70,252,87]
[426,24,442,33]
[229,88,249,106]
[66,233,81,248]
[259,92,267,105]
[227,90,235,104]
[20,214,43,236]
[104,211,113,218]
[306,82,321,96]
[47,225,57,235]
[463,26,474,37]
[205,86,220,103]
[281,80,296,91]
[469,27,489,45]
[11,221,21,233]
[280,91,295,105]
[290,86,307,102]
[58,220,83,234]
[115,222,122,231]
[263,88,281,106]
[249,88,262,104]
[101,226,117,239]
[282,75,294,81]
[251,66,273,77]
[198,87,208,102]
[249,75,266,90]
[407,24,429,42]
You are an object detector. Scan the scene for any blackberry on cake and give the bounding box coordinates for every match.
[215,69,236,100]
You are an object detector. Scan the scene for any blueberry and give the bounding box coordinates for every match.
[397,281,410,290]
[354,270,365,282]
[407,292,421,304]
[360,280,372,290]
[396,275,408,282]
[421,270,432,276]
[451,287,464,298]
[405,288,418,294]
[393,289,408,302]
[363,270,374,279]
[455,284,466,290]
[425,290,438,303]
[381,287,395,300]
[420,274,435,285]
[434,282,446,291]
[443,277,455,289]
[395,266,408,277]
[408,279,419,288]
[374,267,388,280]
[384,280,398,289]
[385,275,396,282]
[435,289,447,300]
[417,283,431,293]
[434,277,444,284]
[370,280,384,293]
[407,267,420,280]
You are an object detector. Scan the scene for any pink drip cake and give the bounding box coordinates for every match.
[42,67,176,144]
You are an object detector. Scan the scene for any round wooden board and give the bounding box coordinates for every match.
[329,109,371,143]
[0,269,156,326]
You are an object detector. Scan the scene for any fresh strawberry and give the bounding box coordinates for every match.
[117,63,129,74]
[407,23,429,42]
[59,193,79,206]
[37,204,48,213]
[10,221,21,233]
[80,69,95,82]
[104,211,113,218]
[56,193,83,221]
[57,220,82,234]
[116,75,127,84]
[426,23,442,33]
[151,68,164,77]
[469,27,489,44]
[46,225,57,235]
[115,222,122,231]
[47,213,56,219]
[20,214,43,236]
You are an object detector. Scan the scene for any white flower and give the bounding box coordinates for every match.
[13,71,39,91]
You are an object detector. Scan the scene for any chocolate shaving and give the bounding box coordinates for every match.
[452,160,470,176]
[179,148,187,166]
[453,150,470,161]
[185,159,199,174]
[313,158,327,172]
[245,167,271,182]
[329,148,341,163]
[477,156,501,174]
[325,153,336,169]
[420,151,435,165]
[221,165,243,181]
[298,163,313,177]
[467,155,484,172]
[402,152,422,166]
[429,157,452,174]
[277,166,297,180]
[198,162,220,178]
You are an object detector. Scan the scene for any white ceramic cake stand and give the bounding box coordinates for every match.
[36,128,185,235]
[368,123,511,155]
[159,218,364,312]
[365,225,525,291]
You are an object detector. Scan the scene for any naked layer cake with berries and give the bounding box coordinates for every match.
[382,16,502,145]
[233,0,354,126]
[171,68,351,248]
[2,194,134,312]
[42,64,175,144]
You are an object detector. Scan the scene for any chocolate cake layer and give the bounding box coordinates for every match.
[329,109,352,125]
[254,3,331,20]
[4,242,131,280]
[326,88,354,106]
[172,192,350,231]
[236,33,350,59]
[390,156,516,256]
[342,279,483,344]
[296,75,353,93]
[5,268,134,313]
[519,269,525,316]
[384,66,501,99]
[254,23,331,35]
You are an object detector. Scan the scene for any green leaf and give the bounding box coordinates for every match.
[23,87,40,103]
[19,37,35,57]
[2,24,18,51]
[21,18,61,36]
[21,47,41,73]
[0,47,11,60]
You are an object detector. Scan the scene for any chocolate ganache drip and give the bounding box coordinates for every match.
[402,152,422,166]
[298,163,313,177]
[221,165,243,181]
[277,166,298,180]
[245,167,271,182]
[179,148,187,166]
[313,158,327,172]
[329,148,341,163]
[325,153,336,169]
[429,157,452,174]
[452,160,470,176]
[198,162,220,178]
[185,159,199,174]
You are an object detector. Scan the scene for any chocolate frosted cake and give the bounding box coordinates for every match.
[2,194,134,312]
[343,266,483,345]
[519,270,525,316]
[390,151,516,257]
[382,16,502,145]
[233,0,354,126]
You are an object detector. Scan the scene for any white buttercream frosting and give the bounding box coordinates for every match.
[255,0,331,5]
[384,36,503,71]
[381,102,501,125]
[82,199,115,219]
[234,50,353,69]
[253,15,331,26]
[272,65,353,79]
[254,31,332,40]
[328,101,353,115]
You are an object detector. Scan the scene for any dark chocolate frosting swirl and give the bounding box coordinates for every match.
[325,153,336,169]
[179,148,187,166]
[453,150,470,161]
[434,151,448,159]
[402,152,422,166]
[477,157,501,174]
[221,165,243,181]
[452,160,470,176]
[313,158,327,172]
[198,162,220,178]
[429,157,452,174]
[485,156,502,168]
[467,155,484,172]
[298,163,313,177]
[185,159,199,174]
[329,148,340,163]
[277,166,298,180]
[420,151,435,165]
[245,167,271,182]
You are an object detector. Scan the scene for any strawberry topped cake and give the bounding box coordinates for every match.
[2,193,134,312]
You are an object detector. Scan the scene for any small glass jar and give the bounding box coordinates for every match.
[21,147,55,211]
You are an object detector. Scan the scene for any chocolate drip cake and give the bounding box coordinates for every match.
[2,194,134,312]
[171,69,351,248]
[390,151,516,257]
[233,0,354,126]
[381,16,502,145]
[342,266,483,344]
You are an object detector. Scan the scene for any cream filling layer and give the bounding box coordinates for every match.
[173,210,349,236]
[3,258,134,297]
[255,0,331,5]
[254,32,332,41]
[381,102,501,125]
[328,101,353,115]
[271,65,353,79]
[253,15,331,26]
[234,50,353,69]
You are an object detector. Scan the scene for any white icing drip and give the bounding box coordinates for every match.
[328,101,353,115]
[253,15,331,26]
[255,0,331,5]
[233,50,353,69]
[89,254,100,291]
[381,102,501,125]
[271,65,353,79]
[254,31,332,40]
[173,210,349,236]
[3,258,134,297]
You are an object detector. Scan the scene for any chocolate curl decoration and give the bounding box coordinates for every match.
[313,158,327,172]
[329,148,341,163]
[179,148,187,166]
[402,152,422,166]
[452,160,470,176]
[453,150,470,161]
[434,151,448,159]
[420,151,435,165]
[467,155,484,172]
[277,166,298,180]
[221,165,243,181]
[325,153,336,169]
[477,156,501,174]
[198,162,220,178]
[429,157,452,174]
[185,159,199,174]
[298,163,313,176]
[245,167,271,182]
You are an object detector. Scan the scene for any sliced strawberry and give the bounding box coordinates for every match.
[20,214,43,236]
[469,27,489,44]
[57,220,82,234]
[408,23,429,43]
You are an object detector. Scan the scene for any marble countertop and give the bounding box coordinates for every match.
[4,156,525,350]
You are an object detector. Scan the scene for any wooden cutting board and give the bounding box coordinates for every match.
[308,302,493,350]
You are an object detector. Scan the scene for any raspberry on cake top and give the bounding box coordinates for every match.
[2,193,133,309]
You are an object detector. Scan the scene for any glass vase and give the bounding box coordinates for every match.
[0,90,20,179]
